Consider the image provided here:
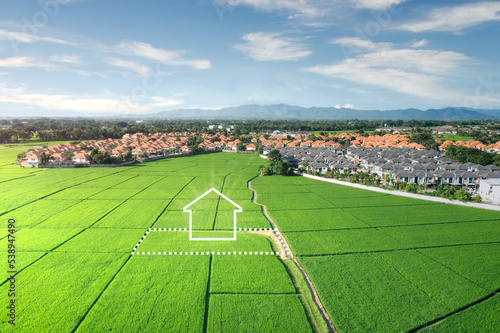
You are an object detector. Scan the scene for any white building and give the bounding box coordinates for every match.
[479,179,500,203]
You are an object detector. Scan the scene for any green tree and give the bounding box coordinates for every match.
[39,152,51,164]
[454,189,472,202]
[406,183,418,193]
[90,148,99,159]
[258,165,272,176]
[267,150,282,164]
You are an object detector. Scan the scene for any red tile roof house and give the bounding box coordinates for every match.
[21,152,41,167]
[132,147,144,156]
[246,143,257,151]
[72,152,90,164]
[50,152,66,162]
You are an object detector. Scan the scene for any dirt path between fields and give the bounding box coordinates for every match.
[248,176,337,333]
[248,230,288,260]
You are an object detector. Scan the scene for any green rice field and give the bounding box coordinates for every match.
[1,143,499,332]
[252,176,500,332]
[0,145,314,332]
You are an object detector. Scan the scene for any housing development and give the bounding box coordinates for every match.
[18,131,500,203]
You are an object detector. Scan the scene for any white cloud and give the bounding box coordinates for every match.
[0,56,55,70]
[410,39,428,48]
[349,0,405,10]
[105,58,151,77]
[57,0,89,4]
[234,32,311,61]
[116,41,211,70]
[148,96,183,107]
[49,54,82,64]
[0,86,183,113]
[400,2,500,32]
[335,103,354,109]
[332,37,393,57]
[0,28,72,45]
[225,0,329,18]
[0,56,104,77]
[304,39,469,101]
[221,0,404,25]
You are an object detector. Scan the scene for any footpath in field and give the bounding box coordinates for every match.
[252,175,500,333]
[0,150,321,332]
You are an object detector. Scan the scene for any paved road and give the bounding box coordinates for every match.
[301,173,500,211]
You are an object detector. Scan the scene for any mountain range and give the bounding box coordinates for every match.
[132,105,500,120]
[2,105,499,120]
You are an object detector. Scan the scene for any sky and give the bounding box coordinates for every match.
[0,0,500,117]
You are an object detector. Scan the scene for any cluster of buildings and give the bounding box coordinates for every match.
[274,145,500,194]
[17,129,500,202]
[437,139,500,152]
[20,132,194,167]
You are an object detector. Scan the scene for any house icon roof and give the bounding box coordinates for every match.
[183,187,242,241]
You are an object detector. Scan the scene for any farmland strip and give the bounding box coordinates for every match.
[377,252,450,310]
[210,292,296,295]
[0,173,36,184]
[0,252,49,287]
[0,169,131,218]
[71,255,133,333]
[0,227,98,287]
[1,175,164,286]
[203,256,213,333]
[297,241,500,257]
[210,159,256,230]
[248,176,336,333]
[150,176,196,228]
[409,288,500,332]
[312,192,498,291]
[284,218,500,233]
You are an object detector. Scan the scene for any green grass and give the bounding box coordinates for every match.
[299,254,447,333]
[286,229,408,256]
[419,294,500,333]
[76,256,210,333]
[435,134,473,142]
[267,209,368,232]
[0,145,313,332]
[211,256,296,294]
[252,174,500,332]
[419,243,500,291]
[207,294,313,333]
[135,231,277,254]
[0,253,129,332]
[4,140,497,332]
[309,130,360,136]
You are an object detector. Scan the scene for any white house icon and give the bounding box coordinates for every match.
[183,187,243,241]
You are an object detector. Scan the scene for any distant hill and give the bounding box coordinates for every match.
[2,105,498,120]
[133,105,500,120]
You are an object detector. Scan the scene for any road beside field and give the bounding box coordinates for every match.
[301,173,500,211]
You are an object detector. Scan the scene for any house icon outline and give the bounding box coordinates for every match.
[183,187,243,241]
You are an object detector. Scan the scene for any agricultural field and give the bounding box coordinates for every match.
[2,142,499,332]
[252,176,500,332]
[0,146,315,332]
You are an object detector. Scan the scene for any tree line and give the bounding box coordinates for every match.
[2,118,495,143]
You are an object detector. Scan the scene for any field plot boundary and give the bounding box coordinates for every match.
[301,173,500,211]
[410,287,500,332]
[130,228,281,256]
[248,176,337,333]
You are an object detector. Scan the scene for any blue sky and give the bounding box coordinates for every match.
[0,0,499,117]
